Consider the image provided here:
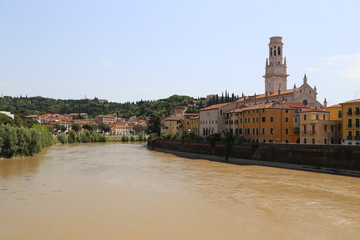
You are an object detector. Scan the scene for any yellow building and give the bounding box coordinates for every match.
[183,113,199,135]
[108,123,132,135]
[326,104,342,121]
[340,98,360,145]
[299,109,341,145]
[234,103,300,143]
[160,115,183,136]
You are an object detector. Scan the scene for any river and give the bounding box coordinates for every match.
[0,143,359,240]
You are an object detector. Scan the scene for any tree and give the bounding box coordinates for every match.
[220,131,234,162]
[98,123,111,133]
[147,115,160,135]
[0,114,14,125]
[133,124,145,135]
[72,123,81,132]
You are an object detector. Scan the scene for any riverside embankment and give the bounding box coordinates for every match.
[148,139,360,174]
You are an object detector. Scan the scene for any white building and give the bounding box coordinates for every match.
[199,102,239,137]
[0,111,14,119]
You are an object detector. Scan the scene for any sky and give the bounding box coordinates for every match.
[0,0,359,105]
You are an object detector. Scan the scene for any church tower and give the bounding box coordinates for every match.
[263,36,289,93]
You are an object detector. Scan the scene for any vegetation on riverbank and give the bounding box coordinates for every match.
[57,130,106,144]
[56,130,148,144]
[0,124,53,158]
[106,134,147,142]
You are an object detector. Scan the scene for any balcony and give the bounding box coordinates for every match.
[301,131,317,135]
[356,111,360,116]
[347,136,353,140]
[347,112,353,116]
[355,136,360,140]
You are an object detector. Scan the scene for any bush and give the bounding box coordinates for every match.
[0,124,53,158]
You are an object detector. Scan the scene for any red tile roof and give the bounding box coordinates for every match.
[236,89,295,103]
[300,109,329,113]
[340,98,360,104]
[200,103,230,111]
[326,104,341,108]
[164,116,183,121]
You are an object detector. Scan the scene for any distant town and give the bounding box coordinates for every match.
[1,36,359,146]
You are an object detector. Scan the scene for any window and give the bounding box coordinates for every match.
[262,128,265,134]
[304,138,307,144]
[312,138,315,144]
[285,117,289,123]
[285,128,288,135]
[348,131,353,139]
[348,119,353,128]
[356,106,360,115]
[262,117,266,122]
[348,107,352,116]
[323,115,326,120]
[324,125,327,131]
[356,119,360,128]
[285,110,288,113]
[303,100,308,106]
[220,110,223,115]
[270,117,274,122]
[304,114,307,121]
[270,128,274,134]
[256,128,259,135]
[239,128,243,135]
[316,115,319,120]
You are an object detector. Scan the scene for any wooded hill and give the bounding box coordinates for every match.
[0,95,202,119]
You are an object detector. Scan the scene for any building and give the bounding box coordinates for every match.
[108,122,132,135]
[299,109,341,145]
[0,111,14,119]
[160,115,183,136]
[95,115,117,124]
[236,37,324,109]
[230,102,302,143]
[199,102,239,137]
[183,113,199,135]
[340,98,360,145]
[326,104,342,121]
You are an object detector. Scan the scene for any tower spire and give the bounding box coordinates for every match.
[263,36,289,93]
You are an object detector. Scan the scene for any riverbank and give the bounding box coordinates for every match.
[148,139,360,177]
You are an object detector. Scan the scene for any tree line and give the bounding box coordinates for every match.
[0,95,199,118]
[0,124,53,158]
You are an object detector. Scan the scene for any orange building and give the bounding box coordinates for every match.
[183,113,199,135]
[340,98,360,145]
[233,103,300,143]
[299,109,341,145]
[326,104,342,121]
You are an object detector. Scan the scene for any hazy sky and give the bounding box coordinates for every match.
[0,0,359,105]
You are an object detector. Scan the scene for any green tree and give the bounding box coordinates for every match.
[220,131,234,162]
[133,124,146,135]
[147,115,160,135]
[0,114,14,125]
[98,123,111,133]
[72,123,81,132]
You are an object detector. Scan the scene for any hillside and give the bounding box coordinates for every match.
[0,95,202,119]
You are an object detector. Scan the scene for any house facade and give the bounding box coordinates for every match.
[340,98,360,145]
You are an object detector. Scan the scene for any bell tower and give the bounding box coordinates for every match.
[263,36,289,93]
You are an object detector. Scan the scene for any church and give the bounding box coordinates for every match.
[236,36,325,109]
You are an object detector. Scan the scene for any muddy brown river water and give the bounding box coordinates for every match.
[0,143,359,240]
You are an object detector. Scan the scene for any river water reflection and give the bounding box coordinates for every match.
[1,143,360,240]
